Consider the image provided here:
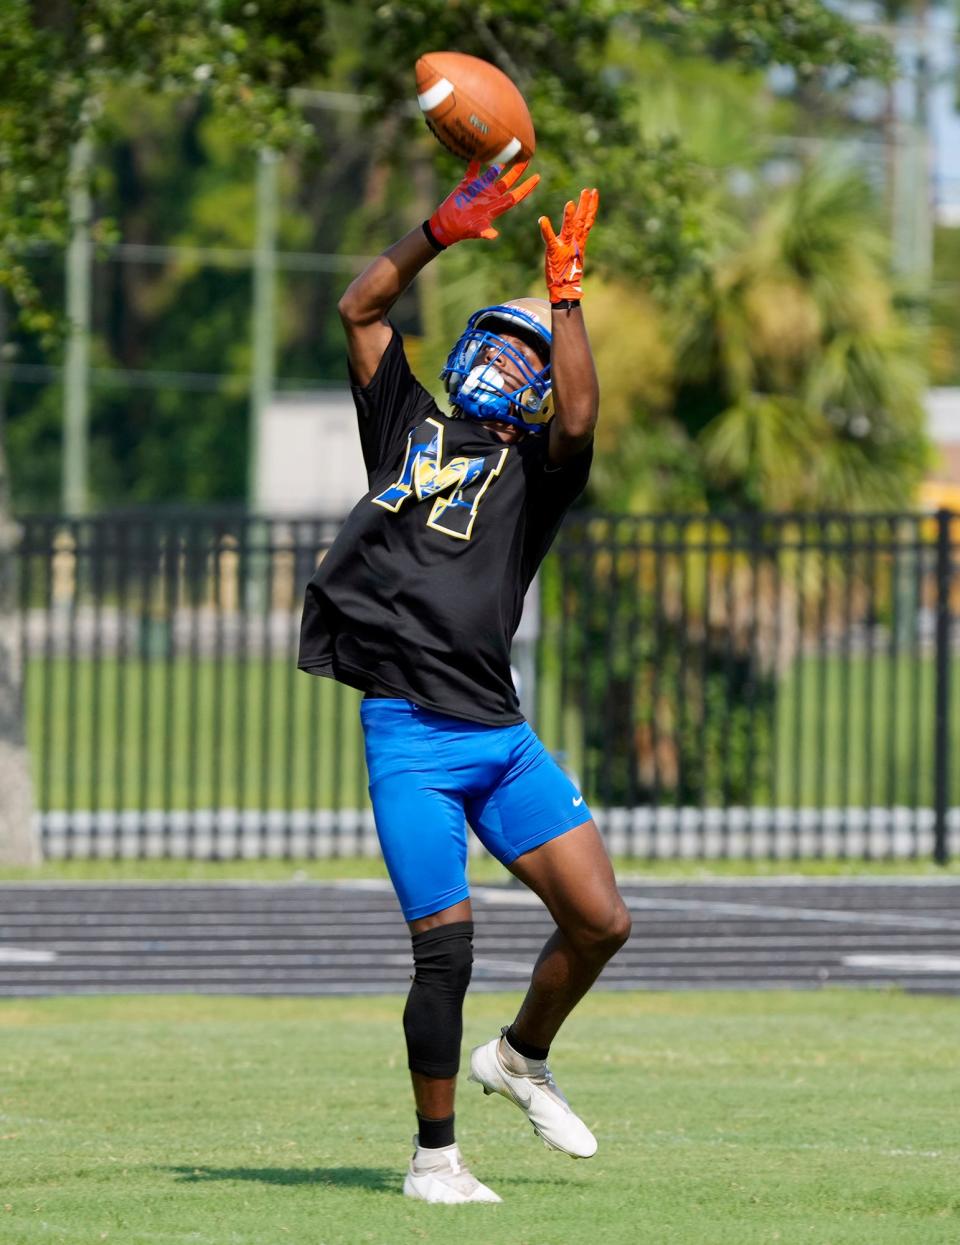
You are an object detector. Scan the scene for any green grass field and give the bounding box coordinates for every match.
[2,855,960,883]
[1,992,958,1244]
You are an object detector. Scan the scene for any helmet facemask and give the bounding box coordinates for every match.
[441,304,553,434]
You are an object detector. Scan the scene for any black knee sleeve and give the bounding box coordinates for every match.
[403,921,474,1079]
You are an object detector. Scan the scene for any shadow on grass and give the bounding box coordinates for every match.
[165,1165,584,1196]
[165,1166,401,1195]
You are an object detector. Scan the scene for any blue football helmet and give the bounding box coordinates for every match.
[441,298,553,433]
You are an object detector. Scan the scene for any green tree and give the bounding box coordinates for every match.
[685,162,929,511]
[0,2,897,510]
[1,1,893,328]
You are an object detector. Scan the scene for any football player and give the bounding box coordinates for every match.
[298,161,631,1203]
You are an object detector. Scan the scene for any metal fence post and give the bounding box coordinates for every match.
[933,509,953,865]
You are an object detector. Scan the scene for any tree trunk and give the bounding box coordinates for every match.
[0,297,41,867]
[0,602,39,868]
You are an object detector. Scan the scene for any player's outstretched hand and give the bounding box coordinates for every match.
[428,160,540,248]
[539,188,599,303]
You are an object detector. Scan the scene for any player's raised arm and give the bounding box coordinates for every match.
[538,189,601,465]
[337,160,540,387]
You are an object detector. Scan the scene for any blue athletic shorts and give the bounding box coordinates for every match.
[360,698,592,921]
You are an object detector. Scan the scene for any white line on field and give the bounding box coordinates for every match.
[334,880,960,936]
[843,954,960,972]
[473,957,531,975]
[329,879,395,892]
[473,886,960,933]
[472,887,541,906]
[620,896,960,932]
[0,946,58,964]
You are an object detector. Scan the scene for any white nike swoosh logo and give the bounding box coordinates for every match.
[495,1052,534,1106]
[572,795,583,807]
[509,1078,533,1107]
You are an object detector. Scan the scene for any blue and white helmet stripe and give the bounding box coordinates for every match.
[441,300,553,433]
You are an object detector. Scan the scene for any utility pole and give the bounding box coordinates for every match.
[890,2,934,293]
[63,135,93,515]
[248,147,279,510]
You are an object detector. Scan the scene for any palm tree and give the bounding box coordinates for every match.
[678,161,928,512]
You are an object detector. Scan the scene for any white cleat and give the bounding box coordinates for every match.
[468,1034,598,1159]
[402,1137,502,1204]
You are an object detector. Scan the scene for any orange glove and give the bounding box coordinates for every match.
[538,188,599,303]
[427,160,540,249]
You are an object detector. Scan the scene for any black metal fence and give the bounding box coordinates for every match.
[10,509,959,861]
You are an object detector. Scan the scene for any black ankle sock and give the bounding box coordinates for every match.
[503,1024,550,1062]
[416,1111,455,1149]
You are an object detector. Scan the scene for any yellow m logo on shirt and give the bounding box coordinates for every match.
[372,417,508,540]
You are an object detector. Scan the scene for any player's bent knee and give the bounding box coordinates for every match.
[610,905,632,950]
[570,904,632,963]
[403,920,474,1079]
[595,907,632,959]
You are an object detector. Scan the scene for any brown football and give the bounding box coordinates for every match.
[415,51,535,165]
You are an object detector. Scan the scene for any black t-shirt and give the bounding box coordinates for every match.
[297,326,591,724]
